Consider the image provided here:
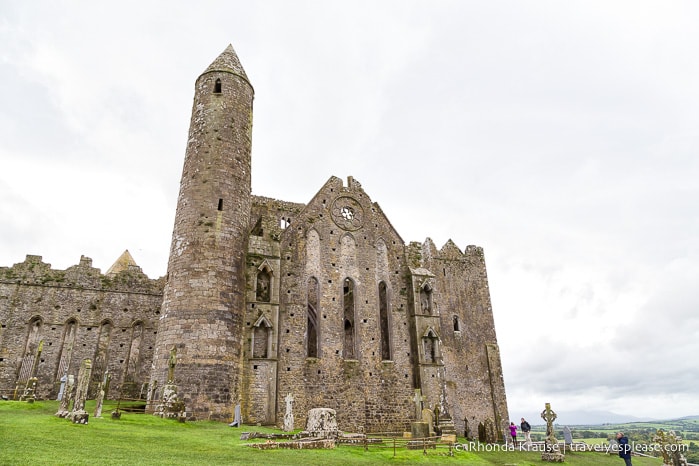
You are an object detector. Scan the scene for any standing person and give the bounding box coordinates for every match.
[509,422,518,445]
[520,417,532,446]
[616,432,633,466]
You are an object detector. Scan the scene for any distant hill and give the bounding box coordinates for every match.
[517,409,657,426]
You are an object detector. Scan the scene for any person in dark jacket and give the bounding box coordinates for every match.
[616,432,633,466]
[520,417,532,446]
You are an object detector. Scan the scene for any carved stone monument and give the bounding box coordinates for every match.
[153,347,185,420]
[55,374,74,418]
[540,402,564,462]
[304,408,339,438]
[563,426,573,445]
[21,377,38,403]
[283,393,294,432]
[94,371,110,418]
[68,359,92,424]
[654,429,689,466]
[56,375,67,401]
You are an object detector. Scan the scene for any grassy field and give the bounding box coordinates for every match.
[0,400,664,465]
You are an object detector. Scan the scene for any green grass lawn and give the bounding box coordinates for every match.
[0,400,663,465]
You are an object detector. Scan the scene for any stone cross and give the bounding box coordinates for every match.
[94,371,110,418]
[283,393,294,432]
[412,389,427,421]
[540,402,564,462]
[69,358,92,424]
[541,402,558,442]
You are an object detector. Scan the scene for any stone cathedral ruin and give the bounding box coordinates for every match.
[0,45,508,437]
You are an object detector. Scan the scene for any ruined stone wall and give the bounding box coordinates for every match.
[0,255,163,400]
[273,177,415,433]
[416,240,509,439]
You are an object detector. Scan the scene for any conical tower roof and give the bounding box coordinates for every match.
[105,249,140,276]
[201,44,249,82]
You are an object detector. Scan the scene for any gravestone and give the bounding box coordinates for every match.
[412,389,426,420]
[94,371,110,418]
[21,377,37,403]
[55,374,75,418]
[231,404,242,427]
[57,375,67,401]
[154,347,185,420]
[421,408,435,436]
[540,402,564,462]
[304,408,339,438]
[563,426,573,445]
[283,393,294,432]
[69,359,92,424]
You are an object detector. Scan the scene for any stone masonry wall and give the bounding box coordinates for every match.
[274,176,415,433]
[0,255,163,400]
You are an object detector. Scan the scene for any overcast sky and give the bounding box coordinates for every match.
[1,1,697,423]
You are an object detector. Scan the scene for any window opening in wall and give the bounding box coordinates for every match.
[18,317,42,384]
[55,319,77,381]
[280,217,290,229]
[214,78,222,93]
[453,315,460,332]
[125,322,143,382]
[217,198,223,211]
[307,277,319,358]
[250,217,263,237]
[91,321,112,389]
[343,278,356,359]
[379,281,391,360]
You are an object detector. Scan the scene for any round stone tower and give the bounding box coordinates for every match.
[149,45,254,420]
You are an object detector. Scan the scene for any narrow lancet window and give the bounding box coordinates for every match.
[378,281,390,360]
[217,198,223,211]
[214,78,222,93]
[343,278,356,359]
[307,277,319,358]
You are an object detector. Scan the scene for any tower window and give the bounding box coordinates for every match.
[217,198,223,211]
[214,79,222,93]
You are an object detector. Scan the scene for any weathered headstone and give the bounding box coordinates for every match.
[421,408,435,436]
[540,402,564,462]
[55,374,75,418]
[563,426,573,445]
[283,393,294,432]
[412,389,426,420]
[94,371,110,418]
[21,377,37,403]
[69,359,92,424]
[57,375,67,401]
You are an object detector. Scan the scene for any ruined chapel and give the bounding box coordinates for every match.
[0,45,509,437]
